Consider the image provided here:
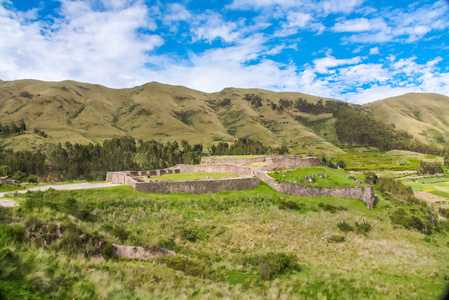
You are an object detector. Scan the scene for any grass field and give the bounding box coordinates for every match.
[1,183,448,299]
[144,172,239,181]
[269,166,366,187]
[403,176,449,201]
[0,184,24,192]
[332,149,443,171]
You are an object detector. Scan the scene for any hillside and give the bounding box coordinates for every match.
[0,79,347,153]
[365,93,449,146]
[1,79,448,153]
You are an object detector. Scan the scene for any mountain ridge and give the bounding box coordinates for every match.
[0,79,448,152]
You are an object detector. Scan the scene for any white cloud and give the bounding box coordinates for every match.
[369,47,379,55]
[313,55,364,73]
[341,1,449,44]
[191,12,241,43]
[0,0,163,87]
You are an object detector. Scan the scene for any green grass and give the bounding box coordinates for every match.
[269,166,365,187]
[146,172,239,181]
[403,176,449,193]
[332,150,442,171]
[0,184,24,192]
[429,190,449,200]
[1,183,448,299]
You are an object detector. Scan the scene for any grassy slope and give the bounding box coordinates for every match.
[1,184,448,299]
[365,93,449,146]
[0,79,346,153]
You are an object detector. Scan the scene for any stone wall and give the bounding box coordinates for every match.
[254,171,375,209]
[257,157,322,171]
[170,164,254,176]
[201,156,272,165]
[133,177,260,194]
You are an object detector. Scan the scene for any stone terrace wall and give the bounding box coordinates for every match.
[254,171,375,209]
[200,155,285,165]
[257,157,322,171]
[133,177,259,194]
[170,164,254,176]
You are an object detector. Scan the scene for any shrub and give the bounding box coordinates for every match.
[417,160,443,175]
[337,220,354,232]
[355,220,371,235]
[101,242,116,259]
[112,226,129,243]
[180,227,208,243]
[278,199,298,210]
[327,235,345,243]
[318,203,347,214]
[0,224,26,245]
[157,255,209,278]
[244,252,301,280]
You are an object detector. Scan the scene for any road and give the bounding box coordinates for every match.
[0,182,121,199]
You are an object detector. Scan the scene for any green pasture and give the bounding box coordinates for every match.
[269,166,366,187]
[332,149,443,171]
[145,172,239,181]
[1,182,448,299]
[402,176,449,201]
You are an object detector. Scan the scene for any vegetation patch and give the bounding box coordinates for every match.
[269,166,364,187]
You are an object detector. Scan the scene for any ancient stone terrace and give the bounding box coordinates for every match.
[106,155,375,209]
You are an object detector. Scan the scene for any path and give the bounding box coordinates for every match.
[0,182,120,198]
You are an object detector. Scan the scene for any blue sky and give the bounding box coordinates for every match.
[1,0,448,103]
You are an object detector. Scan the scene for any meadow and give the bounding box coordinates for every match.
[1,182,448,299]
[331,149,442,171]
[268,166,366,187]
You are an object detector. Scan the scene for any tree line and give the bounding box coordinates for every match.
[208,137,288,156]
[0,119,26,136]
[0,137,286,182]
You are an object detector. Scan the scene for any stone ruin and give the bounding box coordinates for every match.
[106,155,376,209]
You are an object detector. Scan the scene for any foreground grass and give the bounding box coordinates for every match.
[1,184,449,299]
[145,172,239,181]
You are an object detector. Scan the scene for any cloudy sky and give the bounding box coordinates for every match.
[1,0,448,103]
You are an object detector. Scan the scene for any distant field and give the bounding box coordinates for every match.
[143,173,239,181]
[269,166,366,187]
[333,149,443,171]
[403,176,449,202]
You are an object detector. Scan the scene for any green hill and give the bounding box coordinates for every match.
[1,79,448,153]
[365,93,449,146]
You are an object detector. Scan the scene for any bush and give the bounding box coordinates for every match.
[318,203,347,214]
[180,227,208,243]
[244,252,301,280]
[278,199,298,210]
[355,220,371,235]
[112,226,129,243]
[337,220,354,232]
[157,255,209,278]
[101,242,116,259]
[0,224,26,245]
[417,160,443,175]
[327,235,345,243]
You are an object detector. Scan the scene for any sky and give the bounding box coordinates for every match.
[1,0,449,104]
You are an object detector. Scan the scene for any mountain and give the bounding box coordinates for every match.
[0,79,346,153]
[0,79,448,152]
[364,93,449,146]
